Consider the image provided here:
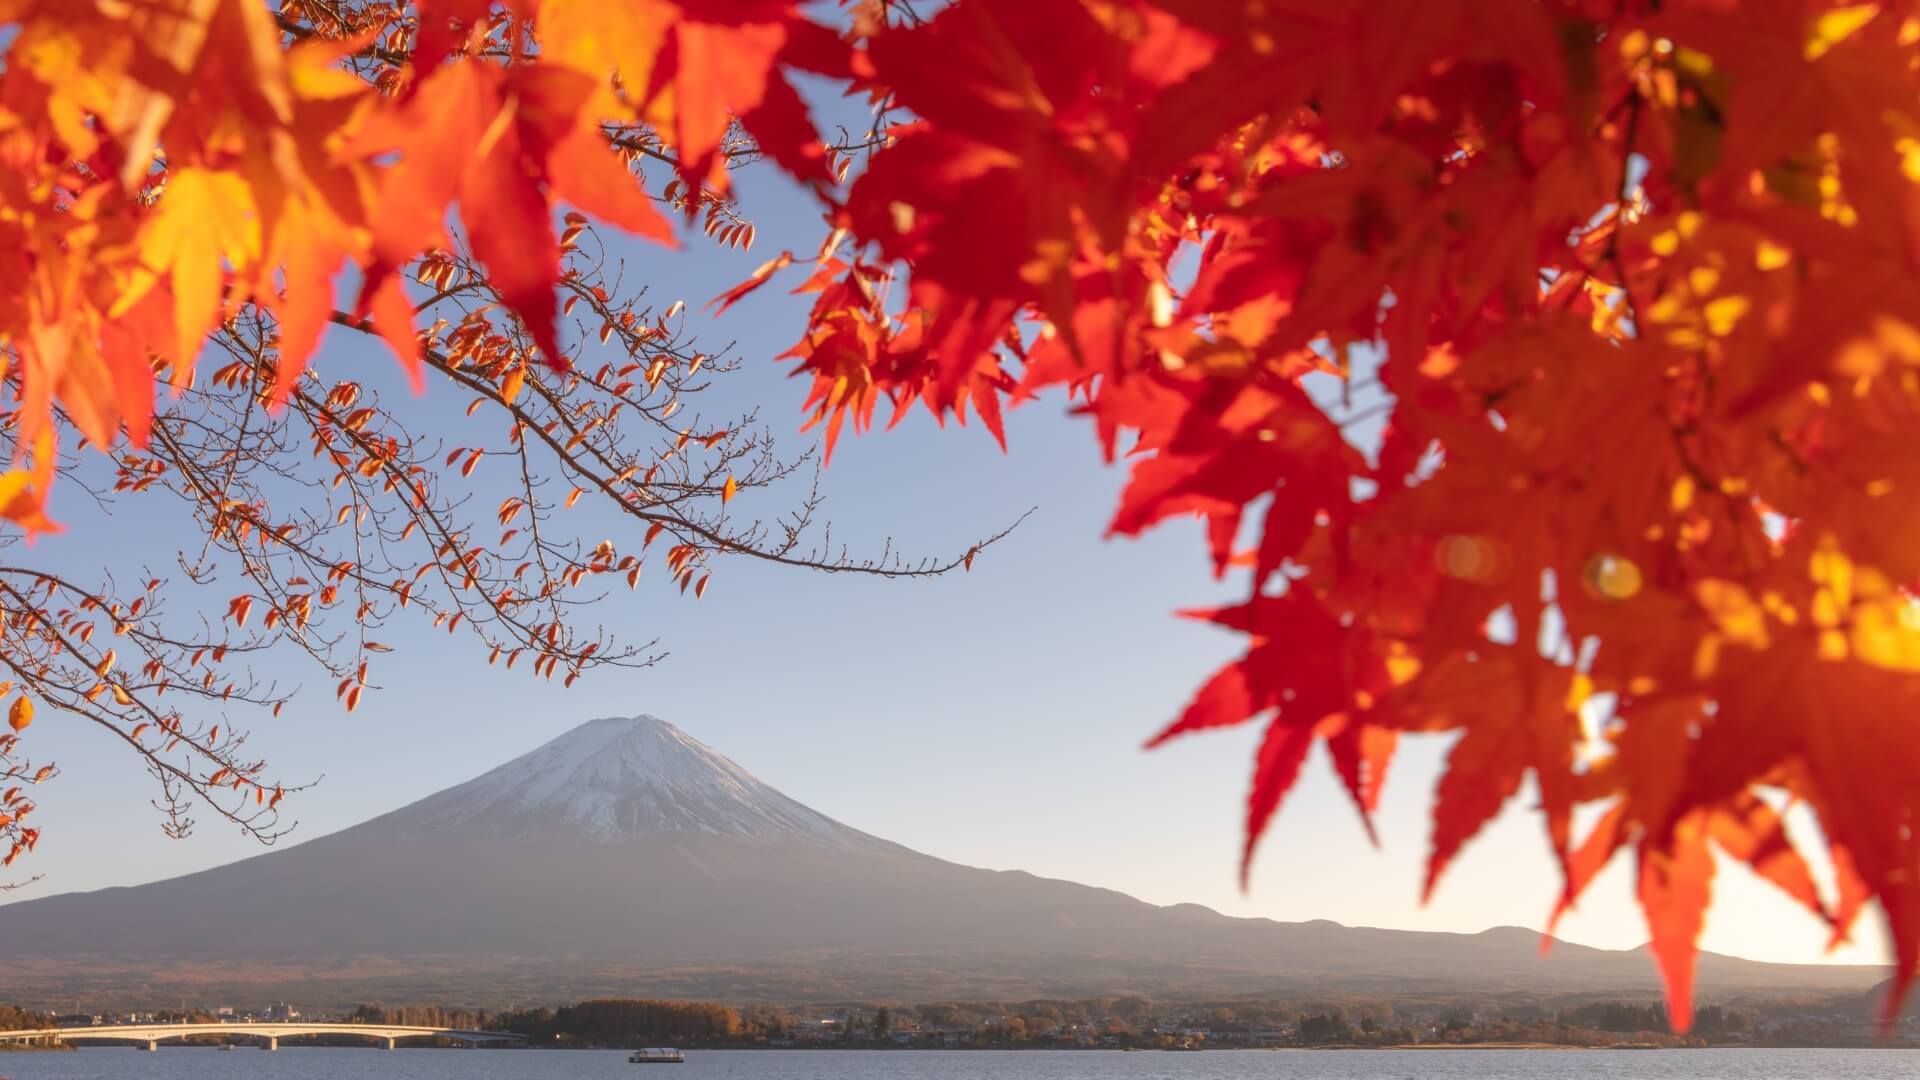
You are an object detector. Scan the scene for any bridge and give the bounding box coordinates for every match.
[0,1022,526,1051]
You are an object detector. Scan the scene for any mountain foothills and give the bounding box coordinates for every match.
[0,717,1883,1009]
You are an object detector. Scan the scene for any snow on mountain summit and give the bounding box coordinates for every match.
[401,715,888,846]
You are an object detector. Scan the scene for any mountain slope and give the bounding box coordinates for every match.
[0,715,1884,1007]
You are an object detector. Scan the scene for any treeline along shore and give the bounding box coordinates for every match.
[9,991,1916,1051]
[0,1004,71,1051]
[454,992,1918,1050]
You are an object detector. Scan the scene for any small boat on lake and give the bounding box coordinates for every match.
[628,1048,685,1063]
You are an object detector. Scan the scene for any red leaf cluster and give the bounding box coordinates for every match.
[737,0,1920,1029]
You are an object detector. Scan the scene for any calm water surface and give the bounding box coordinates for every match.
[2,1048,1917,1080]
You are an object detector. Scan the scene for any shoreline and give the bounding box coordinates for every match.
[493,1042,1920,1053]
[18,1042,1920,1053]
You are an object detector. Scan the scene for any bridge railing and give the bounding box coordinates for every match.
[0,1023,526,1050]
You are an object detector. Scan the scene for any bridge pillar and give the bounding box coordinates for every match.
[386,1037,398,1050]
[145,1040,158,1052]
[267,1036,279,1051]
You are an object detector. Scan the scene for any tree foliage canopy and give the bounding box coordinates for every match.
[4,0,1920,1031]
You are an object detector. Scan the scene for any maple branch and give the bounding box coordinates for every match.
[1602,86,1647,335]
[0,565,311,857]
[0,222,1024,874]
[274,9,408,68]
[394,310,1020,572]
[321,244,1027,582]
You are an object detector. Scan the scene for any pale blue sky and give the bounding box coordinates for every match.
[0,92,1886,976]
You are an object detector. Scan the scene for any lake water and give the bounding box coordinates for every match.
[2,1047,1917,1080]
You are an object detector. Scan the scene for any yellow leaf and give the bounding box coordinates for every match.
[537,0,676,126]
[722,475,737,503]
[132,167,263,372]
[8,696,31,733]
[1696,580,1771,648]
[1704,295,1750,337]
[0,469,58,533]
[1670,474,1696,512]
[1806,4,1880,61]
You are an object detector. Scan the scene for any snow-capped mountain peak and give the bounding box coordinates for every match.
[400,715,885,847]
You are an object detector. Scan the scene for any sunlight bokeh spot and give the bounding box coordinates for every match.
[1584,553,1643,600]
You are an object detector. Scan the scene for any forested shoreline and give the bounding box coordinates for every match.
[449,995,1913,1051]
[9,994,1914,1052]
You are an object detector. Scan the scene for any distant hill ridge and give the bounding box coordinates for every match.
[0,715,1885,1008]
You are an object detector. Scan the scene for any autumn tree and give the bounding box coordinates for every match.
[0,0,1010,884]
[6,0,1920,1034]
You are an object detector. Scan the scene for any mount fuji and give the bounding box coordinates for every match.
[401,715,895,848]
[0,715,1883,1008]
